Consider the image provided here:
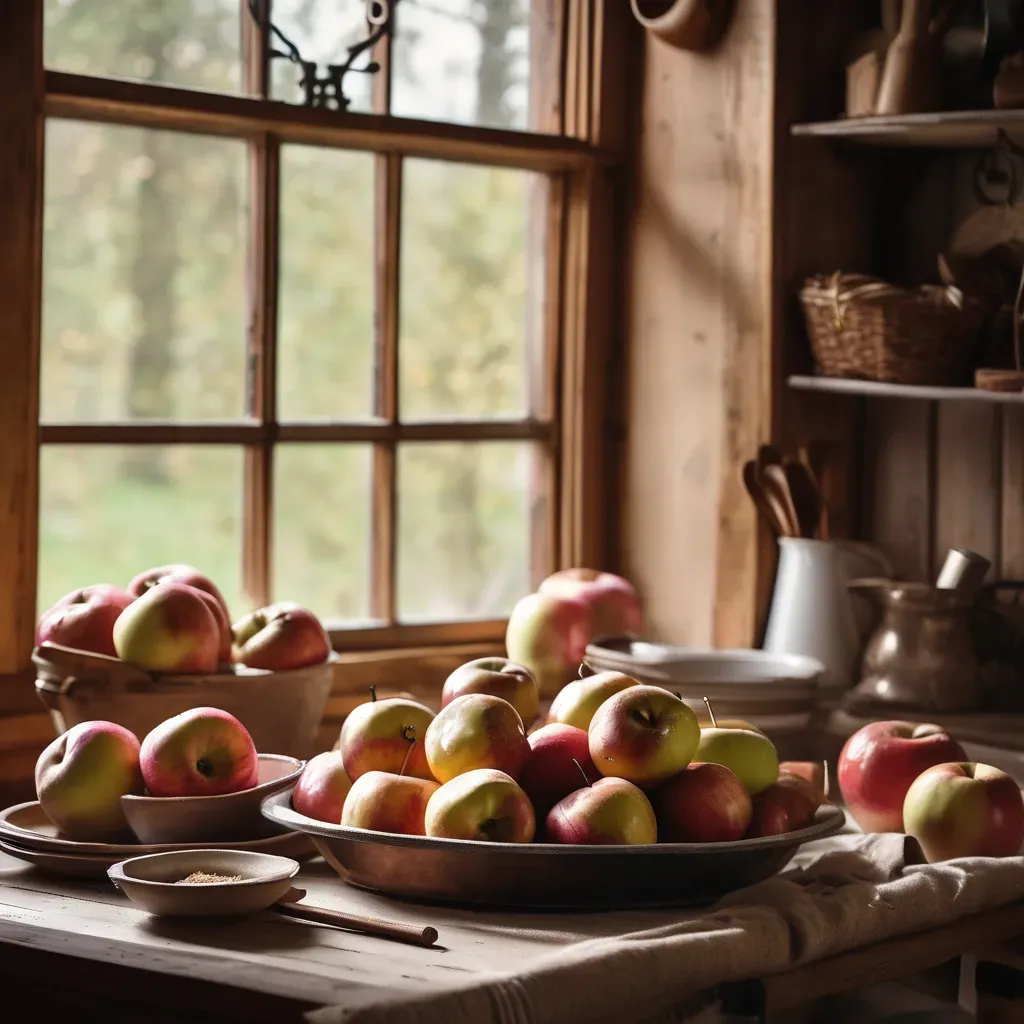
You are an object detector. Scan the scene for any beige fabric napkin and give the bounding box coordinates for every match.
[307,834,1024,1024]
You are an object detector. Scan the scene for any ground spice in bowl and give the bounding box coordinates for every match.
[176,871,245,884]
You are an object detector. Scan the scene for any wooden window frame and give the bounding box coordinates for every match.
[0,1,631,705]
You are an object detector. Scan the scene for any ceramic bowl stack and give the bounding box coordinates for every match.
[0,754,312,878]
[583,639,824,734]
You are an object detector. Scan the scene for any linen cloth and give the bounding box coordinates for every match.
[307,833,1024,1024]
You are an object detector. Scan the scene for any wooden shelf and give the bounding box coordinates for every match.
[791,110,1024,148]
[788,375,1024,404]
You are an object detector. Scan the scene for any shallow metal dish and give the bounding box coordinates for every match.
[262,788,845,910]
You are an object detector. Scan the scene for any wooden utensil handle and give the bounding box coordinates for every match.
[275,897,439,947]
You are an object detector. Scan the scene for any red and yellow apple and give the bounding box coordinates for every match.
[695,725,779,795]
[425,768,535,842]
[232,602,330,671]
[838,721,967,833]
[139,707,259,797]
[538,568,643,641]
[653,762,753,843]
[112,582,221,673]
[780,761,826,793]
[747,774,825,838]
[424,693,530,784]
[128,563,230,622]
[35,584,135,658]
[546,671,637,731]
[903,762,1024,863]
[546,776,657,845]
[518,723,598,820]
[504,591,591,696]
[338,695,435,782]
[589,685,700,787]
[441,657,540,727]
[292,750,352,824]
[35,721,144,840]
[341,771,439,836]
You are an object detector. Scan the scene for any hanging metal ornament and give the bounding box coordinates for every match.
[248,0,396,111]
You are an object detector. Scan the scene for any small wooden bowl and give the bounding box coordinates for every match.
[122,754,304,845]
[108,849,299,917]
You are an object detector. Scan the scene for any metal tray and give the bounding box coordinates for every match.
[262,788,845,910]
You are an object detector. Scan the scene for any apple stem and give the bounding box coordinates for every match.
[369,684,377,703]
[702,696,718,728]
[398,737,417,778]
[572,758,592,788]
[577,661,591,680]
[822,759,830,800]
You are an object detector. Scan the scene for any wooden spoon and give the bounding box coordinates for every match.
[783,460,822,539]
[742,460,792,537]
[760,463,802,539]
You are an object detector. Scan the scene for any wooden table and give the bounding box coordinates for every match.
[3,851,1024,1024]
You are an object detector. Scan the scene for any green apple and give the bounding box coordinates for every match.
[547,671,637,731]
[695,726,779,796]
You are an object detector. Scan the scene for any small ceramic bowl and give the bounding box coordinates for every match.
[109,849,300,917]
[122,753,304,845]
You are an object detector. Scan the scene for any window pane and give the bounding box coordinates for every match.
[277,146,375,420]
[397,442,533,619]
[392,0,540,131]
[269,0,375,111]
[45,0,242,94]
[273,444,372,621]
[400,160,540,420]
[38,446,244,617]
[42,121,248,423]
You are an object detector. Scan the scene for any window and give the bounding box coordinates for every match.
[0,1,627,680]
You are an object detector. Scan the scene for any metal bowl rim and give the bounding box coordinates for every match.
[261,787,845,855]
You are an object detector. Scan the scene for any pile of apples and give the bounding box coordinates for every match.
[34,707,260,841]
[292,656,829,845]
[838,721,1024,864]
[35,564,331,674]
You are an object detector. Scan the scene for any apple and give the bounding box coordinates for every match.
[518,723,599,820]
[341,771,439,836]
[695,725,779,796]
[505,591,591,696]
[747,775,825,838]
[128,563,230,623]
[903,762,1024,863]
[425,768,535,842]
[35,721,143,840]
[139,707,259,797]
[653,762,753,843]
[35,584,134,658]
[538,568,643,640]
[780,761,825,793]
[546,671,637,731]
[838,721,967,833]
[292,750,352,824]
[546,777,657,845]
[232,602,330,671]
[338,693,435,782]
[588,684,700,787]
[424,693,530,784]
[441,657,540,727]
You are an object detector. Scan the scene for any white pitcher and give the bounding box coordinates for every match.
[762,538,892,695]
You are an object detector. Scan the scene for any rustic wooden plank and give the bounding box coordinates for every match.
[862,399,935,582]
[0,1,43,678]
[1002,407,1024,580]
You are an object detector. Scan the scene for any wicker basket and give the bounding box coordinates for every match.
[33,643,336,760]
[800,272,980,385]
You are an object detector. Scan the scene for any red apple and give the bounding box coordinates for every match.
[903,762,1024,863]
[425,768,535,842]
[128,563,230,623]
[35,585,134,658]
[441,657,540,727]
[139,707,259,797]
[504,591,591,696]
[838,721,967,833]
[779,761,825,793]
[113,582,221,673]
[292,750,352,824]
[546,777,657,845]
[232,602,330,671]
[35,721,143,840]
[538,568,643,640]
[341,771,439,836]
[547,671,637,731]
[424,693,530,784]
[747,775,824,838]
[518,723,599,820]
[589,684,700,787]
[338,694,435,782]
[653,762,753,843]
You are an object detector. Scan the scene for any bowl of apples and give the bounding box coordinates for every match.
[32,564,336,761]
[262,658,845,910]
